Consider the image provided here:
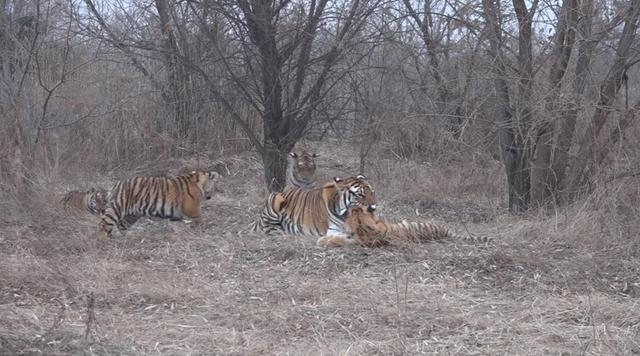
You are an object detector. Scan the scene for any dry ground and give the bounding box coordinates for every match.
[1,140,640,355]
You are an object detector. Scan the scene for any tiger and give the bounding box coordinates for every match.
[61,187,108,216]
[324,205,492,247]
[97,170,220,240]
[288,149,318,189]
[255,175,376,245]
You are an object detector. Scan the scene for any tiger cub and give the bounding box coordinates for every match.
[97,170,219,240]
[61,187,108,216]
[321,205,493,247]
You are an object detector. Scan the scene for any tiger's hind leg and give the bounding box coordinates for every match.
[253,192,286,236]
[98,207,139,240]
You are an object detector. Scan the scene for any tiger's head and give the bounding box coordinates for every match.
[345,205,389,247]
[289,150,317,187]
[88,187,108,215]
[331,174,376,217]
[189,170,220,200]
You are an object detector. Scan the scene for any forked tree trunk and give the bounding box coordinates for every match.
[565,0,640,199]
[553,0,594,200]
[530,0,578,206]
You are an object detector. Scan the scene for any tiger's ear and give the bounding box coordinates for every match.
[312,153,318,158]
[89,187,96,193]
[191,170,197,175]
[289,152,297,158]
[356,174,367,180]
[333,177,342,183]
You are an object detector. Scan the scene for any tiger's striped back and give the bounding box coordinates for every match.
[288,150,318,189]
[97,170,219,240]
[61,187,108,216]
[257,175,376,238]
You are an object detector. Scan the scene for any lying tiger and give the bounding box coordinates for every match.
[97,170,219,240]
[320,205,493,248]
[255,175,376,246]
[61,187,108,216]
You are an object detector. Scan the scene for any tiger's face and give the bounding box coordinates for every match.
[290,150,317,181]
[88,187,108,215]
[192,171,220,200]
[333,174,376,212]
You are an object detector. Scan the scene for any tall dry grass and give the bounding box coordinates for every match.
[1,138,639,354]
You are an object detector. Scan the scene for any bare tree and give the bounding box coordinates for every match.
[155,0,193,140]
[564,0,640,198]
[530,0,579,205]
[481,0,533,212]
[193,0,381,191]
[481,0,640,212]
[79,0,380,191]
[402,0,474,138]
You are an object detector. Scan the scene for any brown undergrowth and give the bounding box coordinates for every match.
[1,142,639,355]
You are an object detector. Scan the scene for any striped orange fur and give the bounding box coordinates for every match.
[256,175,376,245]
[97,170,219,240]
[61,187,108,216]
[320,205,493,247]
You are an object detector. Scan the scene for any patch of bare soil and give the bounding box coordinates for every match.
[1,145,639,355]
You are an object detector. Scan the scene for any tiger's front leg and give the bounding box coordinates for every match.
[97,206,118,241]
[316,234,357,247]
[317,221,358,247]
[182,201,202,227]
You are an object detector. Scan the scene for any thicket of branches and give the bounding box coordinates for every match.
[1,0,639,211]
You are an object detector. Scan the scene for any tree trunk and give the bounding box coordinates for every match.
[552,0,594,202]
[530,0,578,206]
[482,0,538,212]
[262,139,293,192]
[0,1,8,78]
[565,0,640,199]
[155,0,191,140]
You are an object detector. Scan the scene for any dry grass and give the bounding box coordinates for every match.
[1,141,640,355]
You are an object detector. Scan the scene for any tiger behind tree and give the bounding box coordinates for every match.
[288,149,318,189]
[256,175,376,245]
[330,205,493,247]
[97,170,220,240]
[61,187,108,216]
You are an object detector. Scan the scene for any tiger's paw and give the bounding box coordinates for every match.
[317,235,356,248]
[95,230,110,241]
